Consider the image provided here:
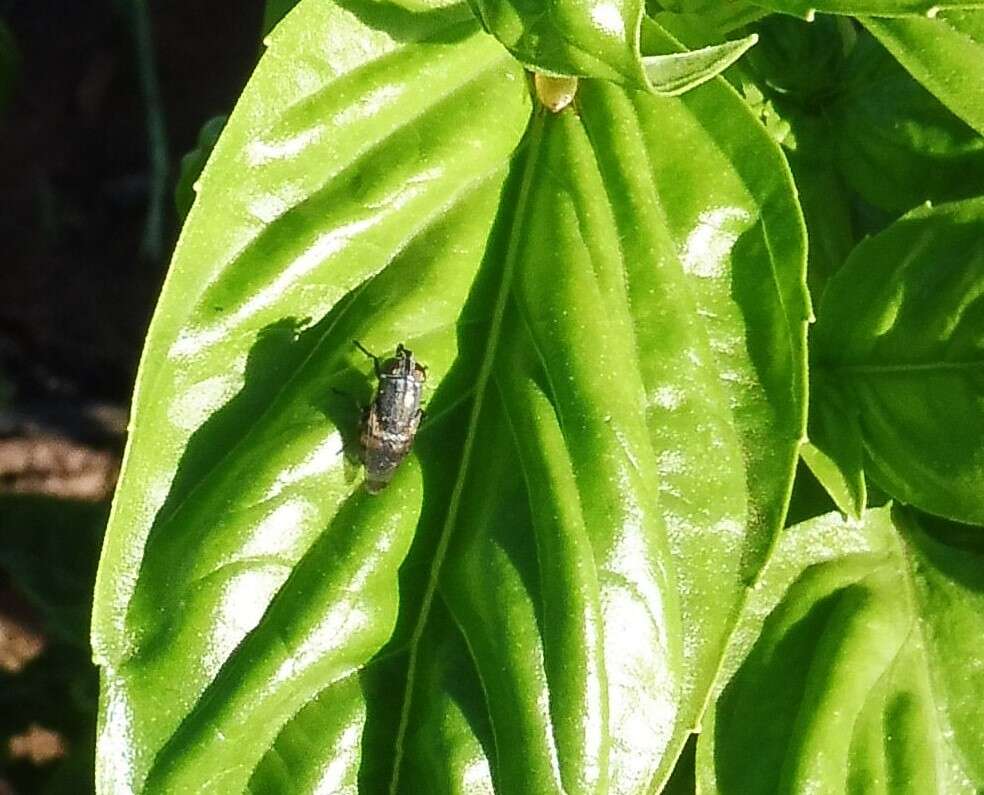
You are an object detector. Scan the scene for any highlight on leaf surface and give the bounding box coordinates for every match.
[91,0,810,793]
[698,505,984,794]
[469,0,759,94]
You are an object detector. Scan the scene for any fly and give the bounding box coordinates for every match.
[354,341,426,494]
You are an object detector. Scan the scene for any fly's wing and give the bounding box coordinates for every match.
[362,377,423,492]
[363,405,415,478]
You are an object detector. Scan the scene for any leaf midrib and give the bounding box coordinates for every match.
[890,515,973,780]
[387,112,546,794]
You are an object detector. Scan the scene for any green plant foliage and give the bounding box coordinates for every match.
[90,0,811,792]
[747,0,984,18]
[801,374,866,519]
[697,505,984,794]
[739,16,984,267]
[87,0,984,791]
[830,33,984,213]
[174,115,226,222]
[262,0,302,35]
[730,14,860,299]
[864,11,984,135]
[639,22,759,96]
[467,0,759,92]
[811,198,984,525]
[648,1,768,38]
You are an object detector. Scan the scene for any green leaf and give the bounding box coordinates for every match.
[91,0,808,791]
[262,0,300,35]
[174,115,226,222]
[863,11,984,136]
[746,0,984,18]
[92,2,531,791]
[698,505,984,793]
[801,371,866,519]
[467,0,647,85]
[787,141,856,299]
[468,0,758,93]
[694,14,861,297]
[828,33,984,213]
[641,27,759,96]
[812,198,984,525]
[648,0,768,34]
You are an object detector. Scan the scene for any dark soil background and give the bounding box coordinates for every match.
[0,2,265,791]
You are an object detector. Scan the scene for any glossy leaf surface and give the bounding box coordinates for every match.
[811,198,984,525]
[641,30,759,96]
[864,11,984,135]
[466,0,648,85]
[698,505,984,793]
[91,0,807,792]
[92,2,531,791]
[468,0,758,93]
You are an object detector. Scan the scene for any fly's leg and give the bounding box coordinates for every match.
[353,340,382,377]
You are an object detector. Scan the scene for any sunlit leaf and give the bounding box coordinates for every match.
[91,2,530,791]
[648,0,768,35]
[641,29,759,96]
[698,505,984,793]
[91,0,808,792]
[469,0,758,93]
[864,10,984,135]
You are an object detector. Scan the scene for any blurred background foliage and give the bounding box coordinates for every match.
[0,2,263,791]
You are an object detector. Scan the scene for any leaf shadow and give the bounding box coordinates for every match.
[124,291,373,660]
[355,139,534,790]
[143,479,388,788]
[729,222,805,579]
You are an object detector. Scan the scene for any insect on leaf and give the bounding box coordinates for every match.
[91,0,807,792]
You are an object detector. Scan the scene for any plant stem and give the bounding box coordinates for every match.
[129,0,168,263]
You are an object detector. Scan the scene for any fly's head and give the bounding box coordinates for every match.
[382,343,427,384]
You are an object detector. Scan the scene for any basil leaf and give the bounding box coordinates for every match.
[812,198,984,525]
[864,10,984,136]
[700,505,984,793]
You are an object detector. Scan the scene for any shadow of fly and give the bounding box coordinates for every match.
[354,341,426,494]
